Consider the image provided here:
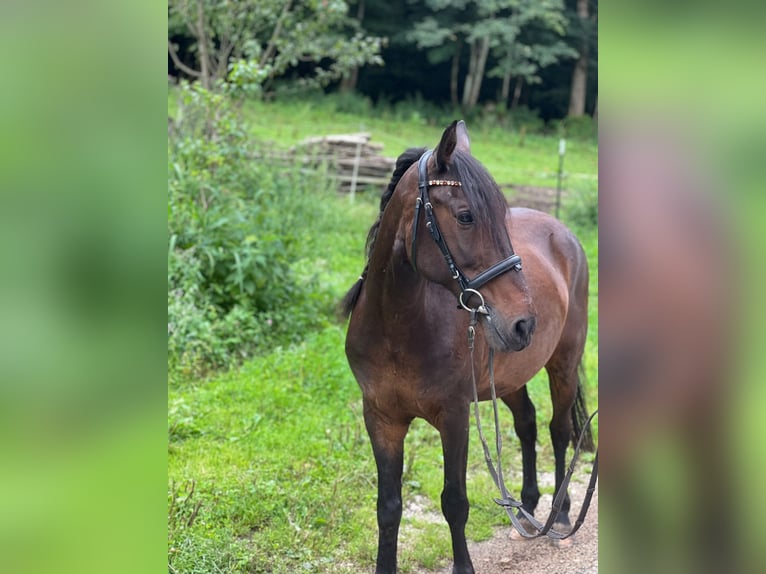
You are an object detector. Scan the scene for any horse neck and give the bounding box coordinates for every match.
[363,196,427,317]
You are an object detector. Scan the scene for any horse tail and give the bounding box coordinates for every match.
[338,267,367,319]
[571,363,596,452]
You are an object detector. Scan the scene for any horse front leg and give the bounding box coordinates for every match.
[363,400,411,574]
[503,388,541,518]
[546,365,577,527]
[438,406,475,574]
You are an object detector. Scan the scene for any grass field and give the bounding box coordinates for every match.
[168,95,597,573]
[248,98,596,189]
[168,91,597,189]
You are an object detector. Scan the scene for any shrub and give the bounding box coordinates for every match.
[563,180,598,229]
[558,115,597,142]
[371,93,456,127]
[504,106,547,134]
[168,83,336,380]
[326,91,374,116]
[390,93,445,125]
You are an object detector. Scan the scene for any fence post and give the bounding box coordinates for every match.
[349,135,363,201]
[555,138,566,219]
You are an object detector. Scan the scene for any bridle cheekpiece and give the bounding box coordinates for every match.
[410,150,522,313]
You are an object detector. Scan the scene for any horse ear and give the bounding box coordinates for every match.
[435,120,471,171]
[455,120,471,152]
[435,121,458,171]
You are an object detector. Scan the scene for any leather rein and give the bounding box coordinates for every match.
[468,318,599,540]
[411,149,599,540]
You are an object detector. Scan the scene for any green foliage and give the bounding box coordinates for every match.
[385,93,458,126]
[169,0,597,119]
[322,90,374,116]
[406,0,577,108]
[559,114,598,142]
[557,118,598,227]
[471,104,548,134]
[353,0,597,119]
[168,0,383,93]
[564,180,599,229]
[484,0,578,85]
[168,83,343,379]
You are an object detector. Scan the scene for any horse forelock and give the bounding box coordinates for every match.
[450,151,510,251]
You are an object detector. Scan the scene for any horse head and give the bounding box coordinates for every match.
[404,120,537,352]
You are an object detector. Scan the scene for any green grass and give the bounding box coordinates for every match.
[168,95,597,573]
[168,90,597,189]
[169,327,378,573]
[243,98,596,188]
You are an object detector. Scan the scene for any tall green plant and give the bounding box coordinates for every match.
[168,83,336,379]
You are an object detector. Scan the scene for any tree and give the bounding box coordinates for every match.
[406,0,495,109]
[405,7,465,106]
[487,0,577,109]
[168,0,383,93]
[407,0,576,110]
[339,0,368,92]
[567,0,596,116]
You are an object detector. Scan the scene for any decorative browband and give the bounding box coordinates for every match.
[427,180,462,187]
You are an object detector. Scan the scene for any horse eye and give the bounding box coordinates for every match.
[457,211,474,225]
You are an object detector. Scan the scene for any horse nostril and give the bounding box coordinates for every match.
[514,316,536,340]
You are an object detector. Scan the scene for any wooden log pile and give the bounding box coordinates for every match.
[291,133,395,194]
[502,184,567,214]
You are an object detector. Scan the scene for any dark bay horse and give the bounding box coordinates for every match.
[341,121,593,574]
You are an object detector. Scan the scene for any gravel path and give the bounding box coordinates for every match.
[414,474,598,574]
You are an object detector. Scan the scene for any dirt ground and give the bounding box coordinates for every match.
[413,472,598,574]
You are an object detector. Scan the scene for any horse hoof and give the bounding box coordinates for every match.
[550,521,575,547]
[509,514,536,540]
[550,535,574,548]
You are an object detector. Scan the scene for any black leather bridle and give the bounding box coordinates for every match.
[410,150,522,312]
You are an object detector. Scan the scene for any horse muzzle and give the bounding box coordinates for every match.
[483,309,536,352]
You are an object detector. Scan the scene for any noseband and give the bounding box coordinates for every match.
[410,150,522,312]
